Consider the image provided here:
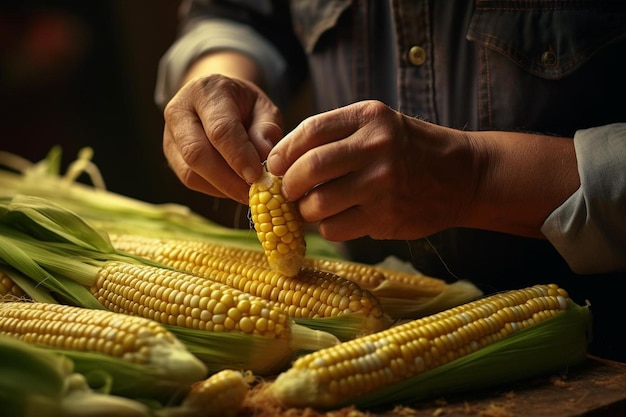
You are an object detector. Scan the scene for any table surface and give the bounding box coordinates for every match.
[238,355,626,417]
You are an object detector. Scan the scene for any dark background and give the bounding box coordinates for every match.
[0,0,251,227]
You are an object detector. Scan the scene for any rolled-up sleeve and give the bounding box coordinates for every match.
[541,123,626,274]
[154,18,287,109]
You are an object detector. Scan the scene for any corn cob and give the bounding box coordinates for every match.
[0,300,208,400]
[111,234,481,320]
[92,261,290,338]
[270,284,591,409]
[110,234,388,336]
[179,369,253,417]
[249,167,306,276]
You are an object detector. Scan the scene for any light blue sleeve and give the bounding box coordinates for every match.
[541,123,626,274]
[154,18,287,109]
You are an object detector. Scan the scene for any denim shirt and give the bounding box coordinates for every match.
[156,0,626,358]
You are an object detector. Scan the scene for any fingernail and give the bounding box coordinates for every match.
[267,154,284,175]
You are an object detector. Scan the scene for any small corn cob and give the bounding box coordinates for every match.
[270,284,591,409]
[249,168,306,277]
[0,271,27,299]
[110,235,387,335]
[0,301,207,387]
[180,369,254,417]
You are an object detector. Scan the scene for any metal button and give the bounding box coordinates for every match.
[541,49,557,68]
[408,45,426,66]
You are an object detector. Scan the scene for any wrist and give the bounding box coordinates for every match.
[465,130,579,238]
[182,51,265,88]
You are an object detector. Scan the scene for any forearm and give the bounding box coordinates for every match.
[466,131,580,239]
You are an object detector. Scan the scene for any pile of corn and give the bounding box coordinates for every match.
[0,148,592,416]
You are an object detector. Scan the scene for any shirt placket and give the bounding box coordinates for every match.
[392,0,436,120]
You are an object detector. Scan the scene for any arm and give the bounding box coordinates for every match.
[267,101,579,241]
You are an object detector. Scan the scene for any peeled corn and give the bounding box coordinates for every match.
[249,168,306,277]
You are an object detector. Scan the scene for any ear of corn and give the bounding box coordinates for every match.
[249,167,306,277]
[109,234,389,339]
[270,284,592,409]
[0,301,208,398]
[111,233,482,321]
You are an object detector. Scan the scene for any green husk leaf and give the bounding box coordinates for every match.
[294,313,392,342]
[0,334,69,417]
[0,194,113,253]
[59,349,201,401]
[166,325,294,375]
[378,280,484,319]
[353,300,592,409]
[0,226,104,309]
[167,323,338,376]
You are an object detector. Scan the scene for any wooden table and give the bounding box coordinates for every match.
[239,356,626,417]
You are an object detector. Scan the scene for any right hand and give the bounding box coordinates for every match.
[163,74,284,204]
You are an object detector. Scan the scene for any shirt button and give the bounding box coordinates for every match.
[408,45,426,66]
[541,49,557,68]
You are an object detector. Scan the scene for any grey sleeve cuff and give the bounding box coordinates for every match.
[541,123,626,274]
[154,19,287,109]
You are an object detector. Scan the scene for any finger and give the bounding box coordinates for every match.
[163,122,251,203]
[281,140,357,201]
[195,95,265,184]
[317,205,371,242]
[267,105,361,175]
[296,166,362,223]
